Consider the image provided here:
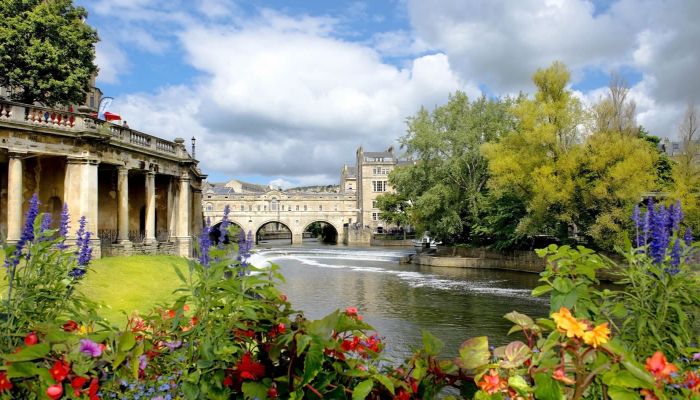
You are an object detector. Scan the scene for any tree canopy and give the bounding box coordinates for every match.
[0,0,99,106]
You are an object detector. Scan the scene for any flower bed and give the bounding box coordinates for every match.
[1,201,698,399]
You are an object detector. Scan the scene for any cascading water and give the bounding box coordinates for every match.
[255,246,549,361]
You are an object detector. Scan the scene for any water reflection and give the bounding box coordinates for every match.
[258,246,550,362]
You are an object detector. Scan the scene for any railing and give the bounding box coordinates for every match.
[0,99,191,160]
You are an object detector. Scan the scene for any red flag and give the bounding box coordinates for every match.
[103,111,121,121]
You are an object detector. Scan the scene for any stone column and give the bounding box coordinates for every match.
[144,171,156,244]
[64,157,101,258]
[117,166,130,244]
[6,153,24,243]
[175,174,191,257]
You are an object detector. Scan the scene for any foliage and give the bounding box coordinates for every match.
[670,103,700,233]
[484,62,659,250]
[386,91,518,243]
[1,197,699,399]
[0,0,99,106]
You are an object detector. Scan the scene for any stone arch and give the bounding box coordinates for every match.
[302,220,341,244]
[255,220,292,245]
[209,219,244,245]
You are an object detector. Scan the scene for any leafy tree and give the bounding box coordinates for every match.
[386,91,517,243]
[375,192,410,238]
[0,0,99,106]
[670,102,700,231]
[483,61,587,241]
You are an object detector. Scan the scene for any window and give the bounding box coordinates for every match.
[205,203,213,212]
[240,205,244,212]
[319,205,323,211]
[270,199,278,211]
[264,205,267,211]
[296,205,300,211]
[372,212,379,221]
[373,167,390,175]
[372,181,387,192]
[249,205,252,211]
[335,204,338,211]
[257,205,261,211]
[304,205,307,211]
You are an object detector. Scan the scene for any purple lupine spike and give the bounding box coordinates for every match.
[632,204,642,247]
[21,194,40,245]
[77,231,92,266]
[246,230,254,248]
[670,200,683,232]
[75,216,87,249]
[218,205,231,249]
[58,203,70,237]
[198,220,212,267]
[643,198,654,246]
[684,227,693,246]
[39,213,51,232]
[649,204,669,265]
[668,238,681,274]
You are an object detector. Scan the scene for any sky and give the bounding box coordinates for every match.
[74,0,700,187]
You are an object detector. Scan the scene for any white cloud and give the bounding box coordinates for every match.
[94,40,129,84]
[107,12,472,183]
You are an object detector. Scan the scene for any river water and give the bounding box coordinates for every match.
[257,245,550,362]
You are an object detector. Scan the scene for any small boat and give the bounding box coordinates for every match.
[412,233,441,250]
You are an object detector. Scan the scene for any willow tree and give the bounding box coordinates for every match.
[0,0,99,106]
[483,62,588,241]
[383,91,517,243]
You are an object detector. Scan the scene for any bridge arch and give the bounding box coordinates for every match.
[302,220,341,244]
[255,220,292,245]
[209,219,245,245]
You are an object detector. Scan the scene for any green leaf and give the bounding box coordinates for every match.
[602,370,647,389]
[536,318,556,331]
[552,277,574,293]
[2,343,50,362]
[607,386,641,400]
[508,375,532,396]
[296,334,313,357]
[6,362,41,378]
[182,381,200,400]
[532,284,552,297]
[302,339,324,385]
[533,373,564,400]
[373,374,394,394]
[173,264,188,283]
[422,330,444,356]
[242,382,269,400]
[113,331,137,368]
[352,379,374,400]
[550,290,578,312]
[456,336,490,370]
[500,341,531,368]
[503,311,536,329]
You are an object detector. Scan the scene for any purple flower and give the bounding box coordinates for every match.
[649,204,669,264]
[198,219,212,267]
[77,231,92,266]
[69,267,86,279]
[684,227,693,246]
[4,194,40,268]
[39,213,52,233]
[58,203,70,237]
[667,238,681,275]
[669,200,683,231]
[693,352,700,361]
[139,354,148,371]
[79,339,102,357]
[164,340,182,351]
[75,216,87,249]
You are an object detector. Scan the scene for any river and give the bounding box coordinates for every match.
[257,244,550,362]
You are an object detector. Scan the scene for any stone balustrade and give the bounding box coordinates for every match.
[0,99,188,160]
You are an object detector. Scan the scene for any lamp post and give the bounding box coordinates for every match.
[191,136,196,159]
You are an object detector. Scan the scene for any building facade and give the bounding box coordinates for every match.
[0,99,206,258]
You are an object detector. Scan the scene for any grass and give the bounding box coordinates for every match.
[79,255,190,326]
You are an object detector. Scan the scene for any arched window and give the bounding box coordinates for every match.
[206,203,214,212]
[270,199,278,211]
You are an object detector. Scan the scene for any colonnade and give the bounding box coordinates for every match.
[4,153,194,258]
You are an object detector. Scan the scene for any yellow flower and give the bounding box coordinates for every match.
[78,325,94,336]
[582,322,610,348]
[551,307,586,338]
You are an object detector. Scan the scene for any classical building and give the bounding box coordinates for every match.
[203,146,411,245]
[0,99,206,258]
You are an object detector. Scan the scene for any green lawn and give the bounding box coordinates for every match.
[79,255,190,326]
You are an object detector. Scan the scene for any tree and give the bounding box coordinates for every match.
[0,0,99,106]
[375,192,411,239]
[593,73,637,135]
[385,92,517,243]
[483,62,588,241]
[670,102,700,231]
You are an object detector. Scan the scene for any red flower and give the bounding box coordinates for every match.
[0,372,12,392]
[88,377,99,400]
[552,366,575,385]
[267,385,278,399]
[394,389,411,400]
[345,307,358,316]
[685,371,700,393]
[49,360,71,382]
[63,320,79,332]
[71,376,88,396]
[645,351,678,382]
[223,375,234,387]
[24,332,38,346]
[279,294,288,302]
[47,383,63,400]
[235,353,265,381]
[640,388,659,400]
[477,369,507,394]
[277,323,285,333]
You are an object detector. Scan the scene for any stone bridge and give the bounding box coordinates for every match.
[0,99,206,257]
[202,188,358,244]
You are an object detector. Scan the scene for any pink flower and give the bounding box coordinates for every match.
[79,339,102,357]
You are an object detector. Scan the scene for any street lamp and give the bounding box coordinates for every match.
[191,136,196,159]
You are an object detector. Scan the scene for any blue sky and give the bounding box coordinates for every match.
[74,0,700,186]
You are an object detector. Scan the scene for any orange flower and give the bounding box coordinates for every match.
[551,307,586,338]
[477,369,507,394]
[640,388,659,400]
[685,370,699,393]
[645,351,678,382]
[582,322,610,348]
